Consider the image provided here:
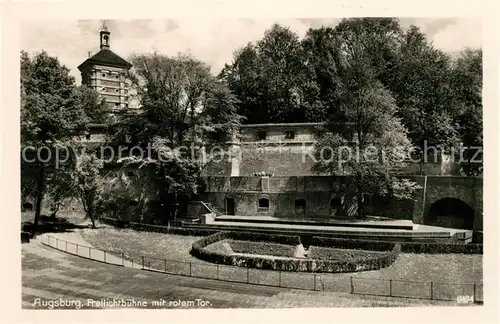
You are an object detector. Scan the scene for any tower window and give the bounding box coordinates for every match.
[115,89,119,92]
[116,75,119,79]
[115,103,120,107]
[102,73,106,78]
[285,131,295,139]
[258,198,269,208]
[257,131,267,141]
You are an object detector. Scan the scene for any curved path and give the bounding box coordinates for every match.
[22,228,458,309]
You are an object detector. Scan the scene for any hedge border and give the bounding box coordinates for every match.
[312,236,483,254]
[190,232,400,273]
[99,217,218,236]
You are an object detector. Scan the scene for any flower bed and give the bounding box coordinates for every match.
[227,240,297,257]
[191,232,401,273]
[308,246,384,261]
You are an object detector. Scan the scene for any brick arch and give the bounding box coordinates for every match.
[425,197,474,230]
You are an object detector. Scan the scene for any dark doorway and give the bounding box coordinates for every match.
[330,197,342,217]
[426,198,474,230]
[225,198,235,215]
[295,199,306,217]
[259,198,269,208]
[330,197,342,208]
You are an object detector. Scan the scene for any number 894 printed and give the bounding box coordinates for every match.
[456,295,474,304]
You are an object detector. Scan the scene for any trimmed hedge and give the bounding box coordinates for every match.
[191,232,401,273]
[312,236,483,254]
[228,240,297,257]
[401,242,483,254]
[99,217,218,236]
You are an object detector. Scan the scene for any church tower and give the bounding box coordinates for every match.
[78,22,132,111]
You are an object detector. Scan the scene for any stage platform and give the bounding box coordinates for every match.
[182,215,471,243]
[214,215,415,230]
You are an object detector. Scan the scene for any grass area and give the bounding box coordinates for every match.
[226,240,297,257]
[78,226,482,300]
[80,226,202,264]
[308,246,384,261]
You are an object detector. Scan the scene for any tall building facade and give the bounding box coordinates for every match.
[78,24,132,111]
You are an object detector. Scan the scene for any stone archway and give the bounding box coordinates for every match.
[426,198,474,230]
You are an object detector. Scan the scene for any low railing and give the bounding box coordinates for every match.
[40,234,483,304]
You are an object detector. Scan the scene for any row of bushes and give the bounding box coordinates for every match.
[99,217,218,236]
[228,240,298,257]
[312,236,483,254]
[191,232,401,273]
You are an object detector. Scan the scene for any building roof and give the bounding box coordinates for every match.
[78,49,132,71]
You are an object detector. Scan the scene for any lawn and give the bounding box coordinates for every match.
[308,246,385,261]
[80,226,202,264]
[79,226,483,300]
[225,240,297,257]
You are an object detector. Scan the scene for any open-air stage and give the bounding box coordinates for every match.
[182,215,472,243]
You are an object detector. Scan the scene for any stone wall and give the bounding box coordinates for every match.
[198,175,483,229]
[199,176,414,220]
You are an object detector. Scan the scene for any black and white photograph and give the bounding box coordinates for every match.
[1,1,497,322]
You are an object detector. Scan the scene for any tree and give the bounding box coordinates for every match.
[219,44,262,123]
[111,53,242,221]
[21,51,82,231]
[389,25,459,154]
[312,35,420,218]
[74,153,104,228]
[21,50,108,230]
[256,24,308,122]
[300,26,343,122]
[44,87,108,218]
[45,161,76,218]
[73,85,109,125]
[222,24,308,123]
[450,49,483,175]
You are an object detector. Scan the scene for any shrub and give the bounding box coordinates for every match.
[401,242,483,254]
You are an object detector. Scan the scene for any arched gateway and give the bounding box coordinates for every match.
[426,198,474,230]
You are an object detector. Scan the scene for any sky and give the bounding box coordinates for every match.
[20,18,482,85]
